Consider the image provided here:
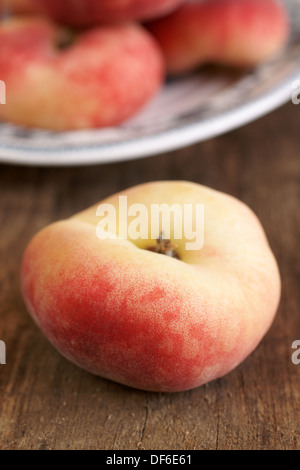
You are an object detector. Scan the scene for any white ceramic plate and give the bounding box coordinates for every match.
[1,0,300,167]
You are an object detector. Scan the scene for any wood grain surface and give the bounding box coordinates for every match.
[0,102,299,450]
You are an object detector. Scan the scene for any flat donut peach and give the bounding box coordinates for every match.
[21,181,281,392]
[147,0,289,74]
[0,17,164,130]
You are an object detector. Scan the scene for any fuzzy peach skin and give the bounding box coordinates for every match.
[147,0,289,74]
[0,17,164,131]
[21,181,281,393]
[5,0,186,23]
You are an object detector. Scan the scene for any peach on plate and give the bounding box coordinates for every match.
[21,181,281,392]
[0,17,164,130]
[147,0,289,74]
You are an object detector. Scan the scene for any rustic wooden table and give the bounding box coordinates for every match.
[0,102,299,450]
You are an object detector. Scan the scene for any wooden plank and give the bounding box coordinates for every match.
[0,103,299,450]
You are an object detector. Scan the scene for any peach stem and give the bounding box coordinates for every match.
[147,233,180,259]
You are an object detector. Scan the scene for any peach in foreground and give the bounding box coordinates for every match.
[21,182,281,392]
